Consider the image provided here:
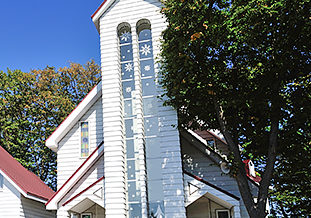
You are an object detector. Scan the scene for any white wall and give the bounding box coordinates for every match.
[186,196,228,218]
[99,0,186,217]
[0,176,55,217]
[181,135,254,218]
[57,156,104,218]
[0,176,22,217]
[57,98,103,189]
[21,196,56,218]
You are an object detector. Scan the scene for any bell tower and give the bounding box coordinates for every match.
[92,1,186,217]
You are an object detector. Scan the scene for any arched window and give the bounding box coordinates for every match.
[137,19,165,217]
[118,23,142,218]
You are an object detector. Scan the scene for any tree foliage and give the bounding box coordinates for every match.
[160,0,310,217]
[0,61,101,190]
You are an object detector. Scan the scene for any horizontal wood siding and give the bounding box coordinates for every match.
[181,137,251,218]
[57,156,105,217]
[0,177,22,217]
[57,98,103,190]
[21,196,56,218]
[99,0,186,217]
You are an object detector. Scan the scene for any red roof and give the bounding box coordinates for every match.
[91,0,107,19]
[0,146,54,201]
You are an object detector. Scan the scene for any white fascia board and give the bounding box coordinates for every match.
[187,129,228,161]
[46,82,102,152]
[184,174,240,208]
[0,169,48,203]
[46,144,104,210]
[0,169,27,198]
[187,129,209,147]
[25,194,48,204]
[92,0,116,32]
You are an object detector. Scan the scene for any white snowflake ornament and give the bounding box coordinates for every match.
[126,87,132,93]
[121,31,131,42]
[125,63,133,72]
[140,44,151,56]
[144,65,151,71]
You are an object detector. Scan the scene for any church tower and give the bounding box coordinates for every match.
[92,1,186,217]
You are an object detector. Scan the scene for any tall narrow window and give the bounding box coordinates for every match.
[137,19,165,217]
[81,121,89,158]
[118,23,142,218]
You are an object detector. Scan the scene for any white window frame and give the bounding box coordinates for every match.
[81,212,92,218]
[80,121,91,158]
[216,209,230,218]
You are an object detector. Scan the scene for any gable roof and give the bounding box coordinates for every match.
[0,146,54,203]
[91,0,113,31]
[46,82,102,152]
[184,170,240,201]
[188,129,261,185]
[46,141,104,210]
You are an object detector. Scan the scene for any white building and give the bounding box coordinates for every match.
[45,0,259,217]
[0,146,56,217]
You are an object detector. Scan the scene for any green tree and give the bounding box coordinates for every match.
[0,60,101,190]
[160,0,310,217]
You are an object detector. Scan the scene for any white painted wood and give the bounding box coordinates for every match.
[97,0,186,217]
[0,176,22,217]
[181,134,256,218]
[46,82,102,152]
[21,196,56,218]
[0,175,55,217]
[57,156,105,217]
[57,98,104,190]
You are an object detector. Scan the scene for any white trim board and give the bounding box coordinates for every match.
[0,169,47,204]
[184,174,241,218]
[46,143,104,210]
[46,82,102,152]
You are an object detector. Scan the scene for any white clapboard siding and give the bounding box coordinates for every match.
[99,0,186,217]
[181,137,251,217]
[57,156,105,217]
[0,177,55,217]
[20,196,56,218]
[0,177,22,217]
[57,98,103,189]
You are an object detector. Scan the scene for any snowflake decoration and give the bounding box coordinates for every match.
[120,31,131,42]
[140,44,151,56]
[144,65,151,71]
[126,87,132,93]
[125,63,133,72]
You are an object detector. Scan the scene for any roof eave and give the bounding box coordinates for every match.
[45,82,102,152]
[91,0,115,32]
[46,142,104,210]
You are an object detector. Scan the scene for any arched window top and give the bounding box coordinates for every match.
[136,19,152,41]
[118,22,132,44]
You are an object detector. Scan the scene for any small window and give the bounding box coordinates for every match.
[71,214,78,218]
[207,139,215,147]
[81,121,90,158]
[216,209,230,218]
[81,213,92,218]
[0,173,3,189]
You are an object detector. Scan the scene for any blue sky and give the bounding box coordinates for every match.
[0,0,104,72]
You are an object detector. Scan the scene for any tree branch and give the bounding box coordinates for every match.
[213,97,257,216]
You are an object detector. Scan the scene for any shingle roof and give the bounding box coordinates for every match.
[0,146,54,201]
